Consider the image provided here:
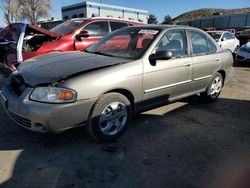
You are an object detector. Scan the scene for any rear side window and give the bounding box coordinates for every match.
[189,30,209,55]
[84,21,109,36]
[110,22,128,32]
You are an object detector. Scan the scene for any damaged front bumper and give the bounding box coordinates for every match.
[0,85,96,133]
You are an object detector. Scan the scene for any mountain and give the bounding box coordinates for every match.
[174,8,250,22]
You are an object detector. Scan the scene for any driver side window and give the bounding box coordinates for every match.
[83,21,109,36]
[154,29,188,58]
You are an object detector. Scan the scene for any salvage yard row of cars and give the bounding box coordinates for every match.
[205,27,250,63]
[0,17,243,142]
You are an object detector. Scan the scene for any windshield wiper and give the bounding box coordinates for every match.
[88,51,116,57]
[83,50,134,59]
[83,49,102,54]
[83,49,91,53]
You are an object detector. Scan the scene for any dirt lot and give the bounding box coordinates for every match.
[0,65,249,188]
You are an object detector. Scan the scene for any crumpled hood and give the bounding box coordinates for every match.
[0,23,60,42]
[18,51,131,86]
[0,23,61,64]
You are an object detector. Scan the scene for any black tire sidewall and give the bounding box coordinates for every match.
[87,93,132,142]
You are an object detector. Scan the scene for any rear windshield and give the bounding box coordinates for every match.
[50,20,87,35]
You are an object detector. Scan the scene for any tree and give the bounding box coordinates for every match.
[147,14,158,24]
[2,0,23,24]
[1,0,52,25]
[22,0,53,25]
[162,15,173,25]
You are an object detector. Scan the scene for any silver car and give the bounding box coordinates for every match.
[0,25,233,142]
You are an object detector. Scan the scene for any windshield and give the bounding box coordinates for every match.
[208,32,222,40]
[50,20,86,35]
[86,27,161,60]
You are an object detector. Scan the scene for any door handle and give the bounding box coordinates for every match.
[215,58,220,62]
[184,62,191,66]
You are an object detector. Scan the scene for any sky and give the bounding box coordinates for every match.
[0,0,249,26]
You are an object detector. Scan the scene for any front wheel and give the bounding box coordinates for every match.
[200,73,224,102]
[87,93,132,142]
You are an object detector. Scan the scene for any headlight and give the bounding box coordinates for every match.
[30,87,77,103]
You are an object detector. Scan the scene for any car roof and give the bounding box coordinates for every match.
[70,17,142,24]
[127,24,202,31]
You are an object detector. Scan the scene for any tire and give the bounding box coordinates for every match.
[200,72,224,102]
[87,92,132,142]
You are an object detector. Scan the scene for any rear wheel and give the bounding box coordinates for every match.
[200,72,224,102]
[87,93,132,142]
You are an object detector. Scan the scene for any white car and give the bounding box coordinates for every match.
[208,31,240,54]
[236,42,250,63]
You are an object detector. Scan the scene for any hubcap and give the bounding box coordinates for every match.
[99,102,128,136]
[210,76,222,96]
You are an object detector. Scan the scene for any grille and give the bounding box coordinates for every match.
[8,111,31,128]
[10,74,27,95]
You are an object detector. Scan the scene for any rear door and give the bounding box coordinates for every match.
[74,21,109,50]
[188,29,220,92]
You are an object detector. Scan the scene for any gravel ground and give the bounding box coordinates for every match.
[0,65,249,188]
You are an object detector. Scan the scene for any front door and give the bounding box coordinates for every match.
[143,29,192,102]
[74,21,109,51]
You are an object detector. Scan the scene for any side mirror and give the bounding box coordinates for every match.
[222,37,227,41]
[149,51,172,64]
[76,30,89,41]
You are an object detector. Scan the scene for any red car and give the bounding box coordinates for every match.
[0,18,143,73]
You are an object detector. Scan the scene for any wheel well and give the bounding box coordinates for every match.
[218,70,226,83]
[105,89,135,113]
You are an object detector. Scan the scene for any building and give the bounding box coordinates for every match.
[177,13,250,30]
[61,1,149,23]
